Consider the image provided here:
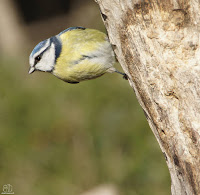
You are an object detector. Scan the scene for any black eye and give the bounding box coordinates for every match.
[35,55,41,64]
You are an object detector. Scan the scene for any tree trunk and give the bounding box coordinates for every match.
[95,0,200,194]
[0,0,28,55]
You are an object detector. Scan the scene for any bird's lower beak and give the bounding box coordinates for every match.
[29,67,35,74]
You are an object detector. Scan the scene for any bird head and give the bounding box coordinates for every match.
[29,36,61,74]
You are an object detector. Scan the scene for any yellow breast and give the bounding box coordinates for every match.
[53,29,115,83]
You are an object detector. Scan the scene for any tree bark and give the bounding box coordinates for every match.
[95,0,200,194]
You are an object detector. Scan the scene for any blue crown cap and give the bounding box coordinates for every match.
[30,39,48,57]
[58,27,86,36]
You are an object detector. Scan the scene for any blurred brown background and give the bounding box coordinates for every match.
[0,0,170,194]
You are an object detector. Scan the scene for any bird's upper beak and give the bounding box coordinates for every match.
[29,67,35,74]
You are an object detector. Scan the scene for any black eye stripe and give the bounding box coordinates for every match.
[33,41,51,66]
[36,55,41,61]
[34,55,42,65]
[33,47,48,65]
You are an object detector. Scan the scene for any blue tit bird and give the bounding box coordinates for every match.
[29,27,127,84]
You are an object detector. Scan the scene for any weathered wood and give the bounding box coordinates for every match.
[95,0,200,194]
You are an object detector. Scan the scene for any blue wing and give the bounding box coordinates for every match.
[58,27,86,36]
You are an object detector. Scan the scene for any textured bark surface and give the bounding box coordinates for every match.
[95,0,200,194]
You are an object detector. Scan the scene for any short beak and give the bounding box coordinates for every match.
[29,67,35,74]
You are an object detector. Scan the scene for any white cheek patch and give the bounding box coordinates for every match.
[35,44,56,72]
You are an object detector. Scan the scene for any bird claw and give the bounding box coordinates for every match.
[123,73,128,80]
